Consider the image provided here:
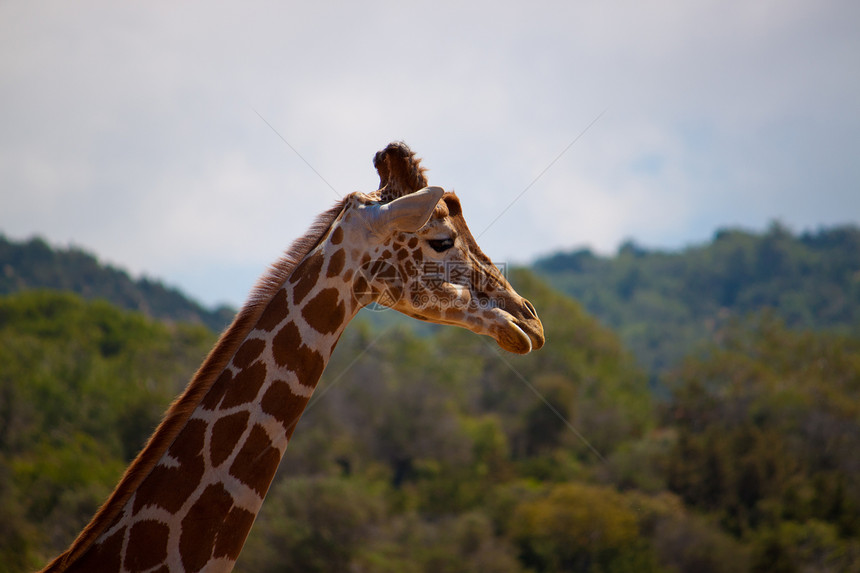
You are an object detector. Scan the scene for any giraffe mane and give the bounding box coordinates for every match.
[42,198,348,572]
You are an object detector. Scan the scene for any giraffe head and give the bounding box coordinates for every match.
[339,142,544,354]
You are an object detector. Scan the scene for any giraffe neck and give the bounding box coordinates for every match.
[54,225,361,572]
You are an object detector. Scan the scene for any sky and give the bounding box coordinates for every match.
[2,1,858,308]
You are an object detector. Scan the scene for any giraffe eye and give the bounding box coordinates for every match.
[427,238,455,252]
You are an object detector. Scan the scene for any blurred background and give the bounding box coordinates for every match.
[2,2,859,572]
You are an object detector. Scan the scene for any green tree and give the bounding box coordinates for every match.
[535,223,860,375]
[0,291,214,568]
[665,315,860,569]
[510,482,657,573]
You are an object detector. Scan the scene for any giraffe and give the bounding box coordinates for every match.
[40,142,544,573]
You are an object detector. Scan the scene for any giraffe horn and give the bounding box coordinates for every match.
[367,186,444,233]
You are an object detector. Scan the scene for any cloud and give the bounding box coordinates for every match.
[1,1,858,306]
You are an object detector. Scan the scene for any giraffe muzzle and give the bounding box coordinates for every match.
[491,297,544,354]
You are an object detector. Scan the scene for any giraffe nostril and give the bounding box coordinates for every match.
[523,299,538,319]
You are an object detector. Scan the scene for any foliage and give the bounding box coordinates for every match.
[0,233,233,331]
[0,291,214,568]
[0,250,858,572]
[534,223,860,375]
[664,315,860,571]
[510,482,654,572]
[237,476,387,573]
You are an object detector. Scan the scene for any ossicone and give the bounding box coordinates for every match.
[374,142,429,201]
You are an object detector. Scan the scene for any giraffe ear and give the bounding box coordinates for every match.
[368,186,444,233]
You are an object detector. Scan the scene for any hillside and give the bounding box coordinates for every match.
[0,291,216,569]
[4,277,859,572]
[534,222,860,374]
[4,276,659,572]
[1,247,858,571]
[6,222,860,377]
[0,234,234,332]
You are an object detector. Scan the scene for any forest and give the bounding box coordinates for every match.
[0,234,233,332]
[535,222,860,376]
[0,225,859,572]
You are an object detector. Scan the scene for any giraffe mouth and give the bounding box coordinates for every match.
[495,319,538,354]
[479,298,544,354]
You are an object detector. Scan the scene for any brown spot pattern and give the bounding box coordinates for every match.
[180,483,234,572]
[170,419,207,468]
[302,288,345,335]
[214,506,256,560]
[134,419,206,514]
[210,411,250,467]
[272,321,301,368]
[232,338,265,370]
[330,226,344,244]
[352,276,369,300]
[257,288,288,332]
[201,369,232,411]
[220,361,267,410]
[295,345,325,386]
[124,520,169,571]
[326,248,345,277]
[74,527,124,572]
[272,322,325,387]
[260,379,310,438]
[229,424,281,497]
[289,252,324,305]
